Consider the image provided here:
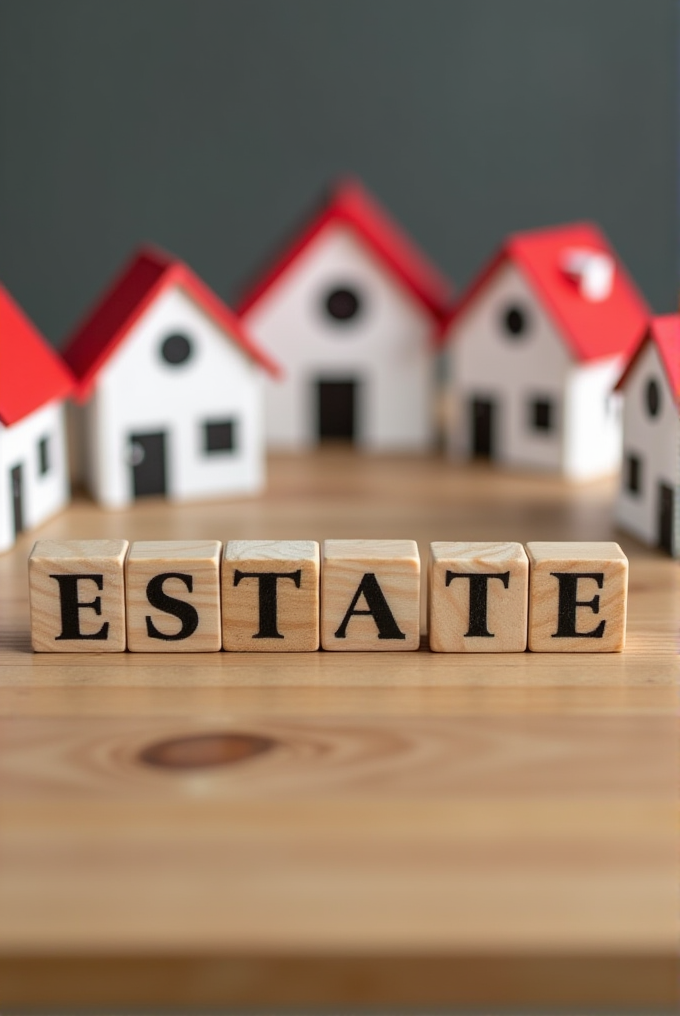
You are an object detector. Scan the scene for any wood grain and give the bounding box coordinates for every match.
[0,449,678,1009]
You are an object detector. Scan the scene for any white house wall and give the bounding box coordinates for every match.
[83,285,264,508]
[446,262,571,472]
[616,341,679,549]
[0,400,69,552]
[242,225,435,450]
[562,357,624,480]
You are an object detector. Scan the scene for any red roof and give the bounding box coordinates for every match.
[0,284,73,427]
[443,222,650,361]
[63,246,280,400]
[615,314,680,403]
[236,179,453,322]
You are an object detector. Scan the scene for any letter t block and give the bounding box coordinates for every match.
[222,540,320,651]
[321,540,420,651]
[428,542,528,652]
[29,539,129,652]
[526,542,628,652]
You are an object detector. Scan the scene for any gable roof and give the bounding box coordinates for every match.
[615,314,680,403]
[62,246,280,400]
[236,179,453,322]
[443,222,650,361]
[0,284,73,427]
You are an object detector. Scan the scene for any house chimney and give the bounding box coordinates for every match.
[560,248,614,302]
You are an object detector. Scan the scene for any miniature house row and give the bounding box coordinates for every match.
[1,179,677,555]
[29,539,629,655]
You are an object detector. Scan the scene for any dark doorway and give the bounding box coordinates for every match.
[10,464,23,537]
[658,482,674,555]
[471,398,495,458]
[317,380,357,441]
[129,431,167,498]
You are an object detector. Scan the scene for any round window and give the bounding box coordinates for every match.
[502,305,528,338]
[645,378,661,418]
[324,286,362,323]
[160,333,193,365]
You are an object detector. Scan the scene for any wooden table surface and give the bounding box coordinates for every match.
[0,449,677,1009]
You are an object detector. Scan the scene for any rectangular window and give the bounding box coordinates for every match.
[204,419,237,454]
[626,453,641,494]
[531,399,553,432]
[38,435,50,475]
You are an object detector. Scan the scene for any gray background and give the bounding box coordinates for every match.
[0,0,676,347]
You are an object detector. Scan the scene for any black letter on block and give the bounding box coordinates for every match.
[233,569,302,639]
[334,572,406,640]
[145,573,199,641]
[51,573,109,640]
[551,572,605,639]
[445,570,510,637]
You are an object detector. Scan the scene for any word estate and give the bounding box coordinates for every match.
[28,539,629,655]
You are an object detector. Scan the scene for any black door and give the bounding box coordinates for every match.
[658,482,674,555]
[129,432,167,498]
[471,398,495,458]
[10,464,23,537]
[317,380,357,441]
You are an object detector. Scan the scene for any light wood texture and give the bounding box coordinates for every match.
[222,540,319,651]
[28,538,128,652]
[321,538,420,651]
[126,540,222,652]
[527,541,628,652]
[1,450,677,1009]
[428,541,528,652]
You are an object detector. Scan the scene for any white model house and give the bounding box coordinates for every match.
[237,180,452,450]
[0,284,73,552]
[442,223,650,480]
[62,247,279,509]
[615,315,679,556]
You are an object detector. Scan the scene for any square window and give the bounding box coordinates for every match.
[531,399,553,432]
[38,436,50,475]
[204,419,236,454]
[626,453,641,494]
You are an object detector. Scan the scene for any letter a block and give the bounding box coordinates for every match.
[222,540,320,651]
[321,540,420,651]
[126,541,222,652]
[428,542,528,652]
[29,539,129,652]
[526,542,628,652]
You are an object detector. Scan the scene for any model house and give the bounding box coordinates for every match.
[442,223,650,480]
[62,247,279,509]
[237,180,452,450]
[0,284,73,552]
[615,315,679,556]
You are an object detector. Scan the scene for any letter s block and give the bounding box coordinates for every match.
[321,540,420,651]
[29,539,129,652]
[526,542,628,652]
[222,540,320,651]
[428,542,528,652]
[126,541,222,652]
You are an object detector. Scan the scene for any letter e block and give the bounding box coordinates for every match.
[126,541,222,652]
[526,542,628,652]
[29,539,129,652]
[428,541,528,652]
[222,540,320,651]
[321,540,420,651]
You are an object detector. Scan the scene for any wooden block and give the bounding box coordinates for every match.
[321,540,420,651]
[221,540,320,651]
[29,539,128,652]
[526,542,628,653]
[428,541,528,652]
[126,541,222,652]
